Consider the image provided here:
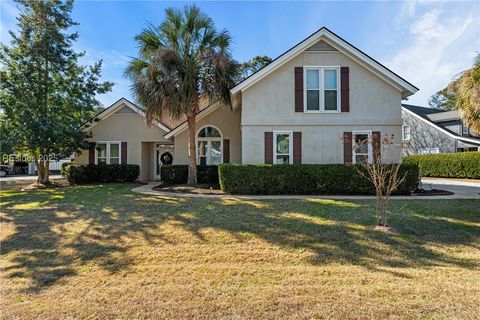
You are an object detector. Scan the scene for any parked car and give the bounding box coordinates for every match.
[0,164,12,177]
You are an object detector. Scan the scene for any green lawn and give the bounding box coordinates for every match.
[1,184,479,319]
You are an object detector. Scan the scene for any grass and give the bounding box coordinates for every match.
[1,184,479,319]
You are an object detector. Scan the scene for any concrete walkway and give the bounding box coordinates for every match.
[132,178,480,200]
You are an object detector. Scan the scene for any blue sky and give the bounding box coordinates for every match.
[1,1,479,107]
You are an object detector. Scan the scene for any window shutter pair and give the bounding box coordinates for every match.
[343,131,381,163]
[294,67,349,112]
[264,132,301,164]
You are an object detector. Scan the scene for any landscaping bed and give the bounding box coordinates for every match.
[154,183,224,195]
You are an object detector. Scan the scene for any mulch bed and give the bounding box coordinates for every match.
[412,189,454,196]
[153,184,225,195]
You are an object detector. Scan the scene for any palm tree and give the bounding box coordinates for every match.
[449,54,480,135]
[124,5,238,185]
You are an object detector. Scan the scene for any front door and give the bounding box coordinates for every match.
[154,144,174,180]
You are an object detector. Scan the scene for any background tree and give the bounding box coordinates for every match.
[428,87,456,110]
[125,5,238,185]
[238,55,272,81]
[428,54,480,134]
[0,0,112,185]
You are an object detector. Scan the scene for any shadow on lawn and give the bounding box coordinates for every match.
[1,184,479,291]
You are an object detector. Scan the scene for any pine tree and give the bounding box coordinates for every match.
[0,0,112,184]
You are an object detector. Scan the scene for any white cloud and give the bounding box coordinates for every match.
[386,6,478,106]
[395,1,417,25]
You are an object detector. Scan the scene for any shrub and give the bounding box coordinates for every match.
[161,165,218,185]
[404,152,480,179]
[218,164,419,195]
[62,164,139,184]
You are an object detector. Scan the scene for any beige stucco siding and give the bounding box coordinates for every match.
[241,50,403,163]
[174,106,241,164]
[242,125,401,164]
[74,107,171,181]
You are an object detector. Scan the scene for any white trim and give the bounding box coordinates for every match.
[352,130,372,164]
[303,66,341,113]
[273,130,293,165]
[402,107,480,145]
[402,125,411,141]
[231,28,418,97]
[164,101,222,139]
[196,125,223,165]
[95,141,121,165]
[84,98,171,133]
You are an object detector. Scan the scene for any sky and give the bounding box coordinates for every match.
[1,0,479,108]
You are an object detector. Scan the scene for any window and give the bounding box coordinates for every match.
[197,126,222,165]
[273,131,293,164]
[352,131,372,164]
[304,67,340,112]
[419,148,440,154]
[402,125,411,141]
[96,142,121,164]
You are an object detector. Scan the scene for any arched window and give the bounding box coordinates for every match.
[197,125,222,165]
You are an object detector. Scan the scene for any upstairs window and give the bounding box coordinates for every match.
[304,67,340,112]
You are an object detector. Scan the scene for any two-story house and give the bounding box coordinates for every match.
[75,27,419,181]
[402,104,480,154]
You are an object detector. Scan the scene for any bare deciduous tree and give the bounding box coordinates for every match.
[350,134,407,227]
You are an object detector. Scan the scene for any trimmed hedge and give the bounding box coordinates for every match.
[161,165,218,185]
[404,152,480,179]
[62,164,139,184]
[218,164,420,195]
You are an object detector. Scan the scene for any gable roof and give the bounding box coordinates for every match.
[83,97,171,133]
[402,104,480,145]
[231,27,419,98]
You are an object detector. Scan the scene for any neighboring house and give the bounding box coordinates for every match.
[74,27,418,181]
[402,104,480,154]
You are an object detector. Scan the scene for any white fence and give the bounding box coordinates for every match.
[28,159,72,174]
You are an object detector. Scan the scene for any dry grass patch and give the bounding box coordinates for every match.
[1,184,479,319]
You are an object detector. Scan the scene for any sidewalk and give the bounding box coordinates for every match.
[132,179,480,200]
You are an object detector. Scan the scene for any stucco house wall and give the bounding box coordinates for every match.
[241,51,403,164]
[173,106,242,164]
[74,107,171,181]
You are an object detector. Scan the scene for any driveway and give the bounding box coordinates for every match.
[421,178,480,199]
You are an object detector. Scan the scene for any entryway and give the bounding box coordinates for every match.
[154,143,174,180]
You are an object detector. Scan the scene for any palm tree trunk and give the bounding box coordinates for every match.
[187,113,197,185]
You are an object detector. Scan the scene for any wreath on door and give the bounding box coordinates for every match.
[160,152,173,165]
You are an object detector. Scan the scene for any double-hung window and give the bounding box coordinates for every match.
[273,131,293,164]
[305,67,340,112]
[96,142,120,164]
[352,131,372,164]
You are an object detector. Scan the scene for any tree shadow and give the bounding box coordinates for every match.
[1,184,479,291]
